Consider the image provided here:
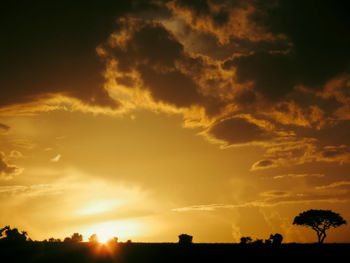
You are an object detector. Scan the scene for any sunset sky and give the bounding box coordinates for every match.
[1,0,350,243]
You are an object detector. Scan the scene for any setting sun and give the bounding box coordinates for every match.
[94,233,113,244]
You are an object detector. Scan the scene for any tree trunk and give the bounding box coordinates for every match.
[317,231,326,244]
[317,231,321,243]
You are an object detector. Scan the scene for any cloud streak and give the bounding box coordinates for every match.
[273,173,324,180]
[315,181,350,190]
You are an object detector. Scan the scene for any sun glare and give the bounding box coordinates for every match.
[82,220,144,243]
[96,230,114,244]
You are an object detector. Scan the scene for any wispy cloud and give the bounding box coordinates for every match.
[315,181,350,190]
[173,193,350,212]
[0,184,59,196]
[273,173,324,180]
[50,154,61,162]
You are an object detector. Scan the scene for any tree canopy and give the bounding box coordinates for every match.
[0,226,28,242]
[293,209,346,243]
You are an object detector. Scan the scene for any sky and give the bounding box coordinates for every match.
[1,0,350,243]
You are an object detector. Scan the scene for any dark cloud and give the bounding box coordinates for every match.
[1,0,350,162]
[246,0,350,93]
[322,149,345,158]
[172,0,211,16]
[251,159,275,171]
[138,66,202,108]
[321,145,348,159]
[106,18,205,108]
[207,117,274,145]
[168,0,350,152]
[173,0,350,102]
[0,0,166,110]
[227,52,297,100]
[112,21,184,71]
[171,0,248,26]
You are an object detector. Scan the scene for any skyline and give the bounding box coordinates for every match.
[1,0,350,243]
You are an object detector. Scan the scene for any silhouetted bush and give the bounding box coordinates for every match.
[48,237,61,242]
[240,236,252,245]
[178,234,192,245]
[252,239,264,246]
[270,233,283,246]
[264,239,272,245]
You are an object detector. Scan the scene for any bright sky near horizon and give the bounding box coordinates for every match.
[1,0,350,243]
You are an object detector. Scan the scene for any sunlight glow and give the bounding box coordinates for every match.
[76,200,122,216]
[82,220,144,243]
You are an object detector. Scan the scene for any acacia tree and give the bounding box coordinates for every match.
[293,209,346,243]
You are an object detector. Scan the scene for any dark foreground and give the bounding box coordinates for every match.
[1,242,349,263]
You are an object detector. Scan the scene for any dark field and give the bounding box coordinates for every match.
[1,242,348,263]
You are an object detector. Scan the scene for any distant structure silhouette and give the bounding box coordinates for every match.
[293,209,346,243]
[178,234,193,245]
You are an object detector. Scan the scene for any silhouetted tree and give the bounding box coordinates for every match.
[240,236,252,245]
[293,209,346,243]
[178,234,193,245]
[264,239,272,245]
[64,233,83,243]
[0,226,27,242]
[106,237,118,246]
[88,234,99,244]
[269,233,283,246]
[48,237,61,242]
[0,226,9,237]
[71,233,83,242]
[252,239,263,246]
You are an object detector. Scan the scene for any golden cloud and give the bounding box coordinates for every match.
[0,152,23,180]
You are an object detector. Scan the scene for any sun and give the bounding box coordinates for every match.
[96,230,115,244]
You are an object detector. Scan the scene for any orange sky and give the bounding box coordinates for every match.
[1,0,350,243]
